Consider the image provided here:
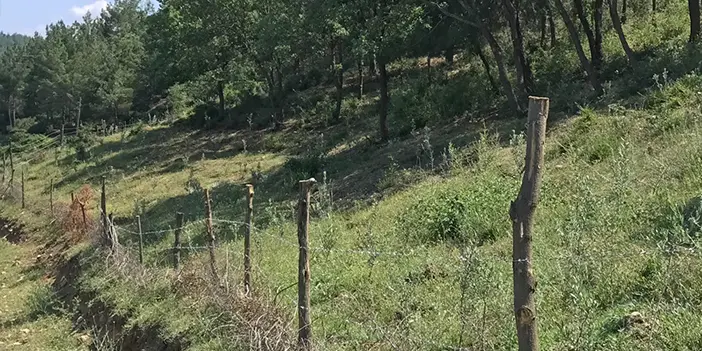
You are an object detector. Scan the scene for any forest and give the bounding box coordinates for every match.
[0,0,698,140]
[4,0,702,350]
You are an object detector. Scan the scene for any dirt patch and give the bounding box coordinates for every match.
[52,253,186,351]
[0,218,26,244]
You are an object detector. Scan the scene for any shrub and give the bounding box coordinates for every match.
[399,175,512,245]
[26,285,62,319]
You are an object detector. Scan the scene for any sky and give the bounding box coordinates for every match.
[0,0,158,36]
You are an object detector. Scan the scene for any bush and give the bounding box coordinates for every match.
[399,175,512,245]
[26,285,62,318]
[67,131,98,162]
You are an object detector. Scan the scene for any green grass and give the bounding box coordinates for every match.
[0,238,88,351]
[5,4,702,350]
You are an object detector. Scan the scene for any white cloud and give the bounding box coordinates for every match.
[71,0,108,17]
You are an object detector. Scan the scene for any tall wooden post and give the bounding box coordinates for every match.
[244,184,254,294]
[297,178,316,350]
[510,97,549,351]
[101,176,108,240]
[20,168,25,208]
[137,215,144,264]
[204,189,218,281]
[174,212,183,270]
[2,152,5,183]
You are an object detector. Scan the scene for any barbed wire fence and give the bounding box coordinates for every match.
[8,98,701,350]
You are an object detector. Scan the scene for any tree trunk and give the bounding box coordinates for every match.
[511,96,549,351]
[445,45,455,65]
[368,52,377,77]
[358,60,364,98]
[652,0,657,11]
[479,24,522,113]
[593,0,604,69]
[548,5,557,47]
[574,0,598,68]
[690,0,701,41]
[503,0,535,97]
[11,99,16,129]
[475,40,500,92]
[218,81,225,119]
[622,0,628,23]
[554,0,603,94]
[608,0,636,63]
[75,97,82,137]
[332,40,343,121]
[378,58,390,141]
[7,98,12,130]
[60,118,65,146]
[539,10,547,48]
[427,54,432,85]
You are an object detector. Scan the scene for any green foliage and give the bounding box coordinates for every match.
[68,131,98,162]
[399,174,512,245]
[26,285,63,319]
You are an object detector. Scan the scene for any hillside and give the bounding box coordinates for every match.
[3,1,702,351]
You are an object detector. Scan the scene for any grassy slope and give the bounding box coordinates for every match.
[5,3,702,350]
[0,225,88,350]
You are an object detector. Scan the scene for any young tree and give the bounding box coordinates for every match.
[437,0,522,113]
[502,0,535,97]
[607,0,635,63]
[553,0,603,93]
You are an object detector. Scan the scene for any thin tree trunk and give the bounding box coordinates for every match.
[358,60,364,98]
[378,57,390,141]
[690,0,701,41]
[540,11,547,48]
[75,97,82,136]
[503,0,535,97]
[608,0,636,63]
[427,54,432,85]
[554,0,603,93]
[548,5,557,47]
[475,41,500,92]
[11,99,16,129]
[652,0,657,11]
[574,0,598,67]
[218,81,225,118]
[6,99,11,129]
[445,45,455,65]
[622,0,628,23]
[479,24,522,113]
[332,40,343,121]
[369,52,377,77]
[60,117,65,146]
[593,0,604,69]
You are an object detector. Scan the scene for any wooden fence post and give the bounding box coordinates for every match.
[244,184,254,295]
[50,178,54,215]
[101,176,108,241]
[174,212,184,270]
[297,178,316,350]
[79,201,87,227]
[137,215,144,264]
[204,189,219,281]
[2,152,5,183]
[510,96,549,351]
[70,191,74,203]
[107,213,119,252]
